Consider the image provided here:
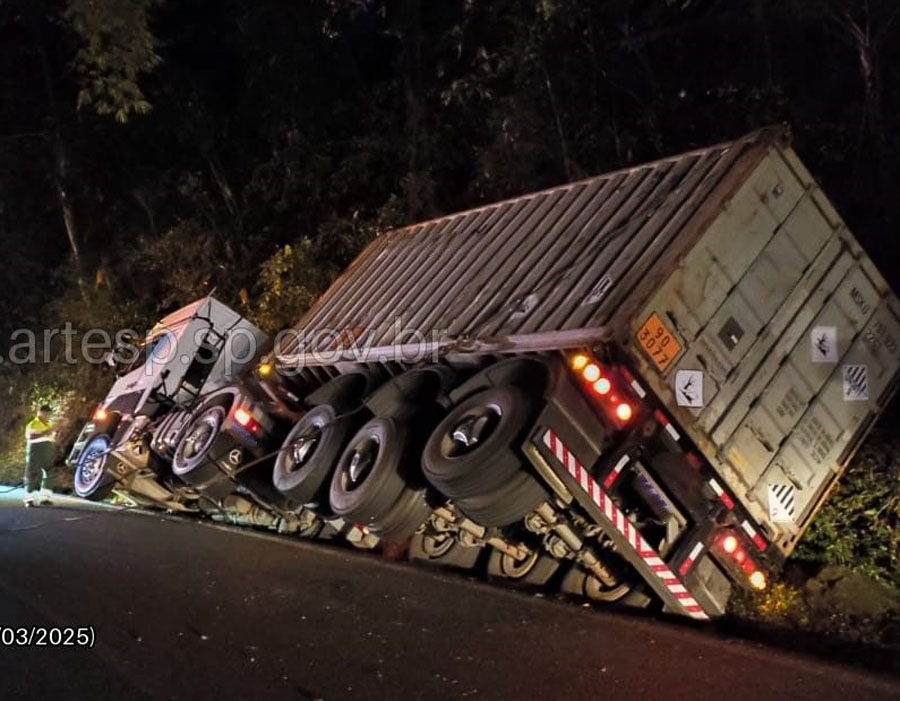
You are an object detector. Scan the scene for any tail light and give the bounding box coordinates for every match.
[568,352,637,426]
[593,378,611,395]
[716,530,767,591]
[233,406,261,434]
[571,354,589,371]
[721,534,738,554]
[93,406,109,422]
[748,571,767,591]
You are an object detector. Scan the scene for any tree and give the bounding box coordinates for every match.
[65,0,161,123]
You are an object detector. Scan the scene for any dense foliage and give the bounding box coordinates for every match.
[1,1,898,581]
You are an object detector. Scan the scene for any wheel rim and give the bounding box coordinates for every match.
[442,403,502,458]
[181,407,224,461]
[499,550,539,579]
[76,439,108,491]
[341,435,379,492]
[422,533,455,558]
[286,426,321,472]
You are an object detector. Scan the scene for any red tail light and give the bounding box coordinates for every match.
[569,352,637,426]
[593,378,612,395]
[583,364,601,382]
[716,529,767,591]
[233,406,261,433]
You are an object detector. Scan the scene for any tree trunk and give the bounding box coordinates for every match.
[29,7,87,296]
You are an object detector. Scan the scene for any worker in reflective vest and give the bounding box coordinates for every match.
[24,404,55,507]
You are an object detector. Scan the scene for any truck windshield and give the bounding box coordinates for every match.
[123,326,183,375]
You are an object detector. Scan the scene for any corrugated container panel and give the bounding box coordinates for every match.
[279,128,778,361]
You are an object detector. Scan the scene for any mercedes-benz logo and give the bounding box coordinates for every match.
[227,448,243,466]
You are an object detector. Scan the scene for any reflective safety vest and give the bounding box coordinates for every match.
[25,417,54,444]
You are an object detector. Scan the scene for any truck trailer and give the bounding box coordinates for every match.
[68,126,900,619]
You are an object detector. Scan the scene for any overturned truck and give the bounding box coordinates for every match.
[68,127,900,619]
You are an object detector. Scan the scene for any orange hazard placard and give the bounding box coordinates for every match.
[636,312,681,372]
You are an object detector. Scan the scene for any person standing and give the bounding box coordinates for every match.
[24,404,55,507]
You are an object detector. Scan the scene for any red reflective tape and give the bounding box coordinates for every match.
[719,492,735,510]
[603,454,630,489]
[752,533,767,552]
[678,541,705,576]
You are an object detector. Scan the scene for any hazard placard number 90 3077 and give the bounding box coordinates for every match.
[637,312,681,372]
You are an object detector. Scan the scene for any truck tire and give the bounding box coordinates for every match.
[453,471,548,527]
[73,434,116,500]
[328,417,409,526]
[372,487,432,542]
[172,404,228,483]
[422,386,535,500]
[273,405,358,505]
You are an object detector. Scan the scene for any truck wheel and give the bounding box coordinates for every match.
[409,532,482,569]
[172,404,228,482]
[328,417,408,526]
[371,487,432,542]
[73,434,115,500]
[487,549,559,585]
[422,386,535,499]
[453,471,548,527]
[560,565,631,603]
[273,405,357,505]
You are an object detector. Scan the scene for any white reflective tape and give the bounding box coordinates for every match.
[741,520,757,538]
[555,444,566,466]
[664,423,681,441]
[688,541,704,561]
[612,454,630,475]
[708,479,724,496]
[669,584,688,594]
[630,380,647,398]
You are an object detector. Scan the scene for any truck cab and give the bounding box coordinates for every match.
[67,298,268,511]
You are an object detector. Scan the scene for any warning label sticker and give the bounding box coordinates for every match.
[636,313,681,373]
[768,483,796,523]
[842,364,869,401]
[675,370,704,408]
[810,326,838,363]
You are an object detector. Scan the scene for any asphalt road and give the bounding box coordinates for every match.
[1,491,898,701]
